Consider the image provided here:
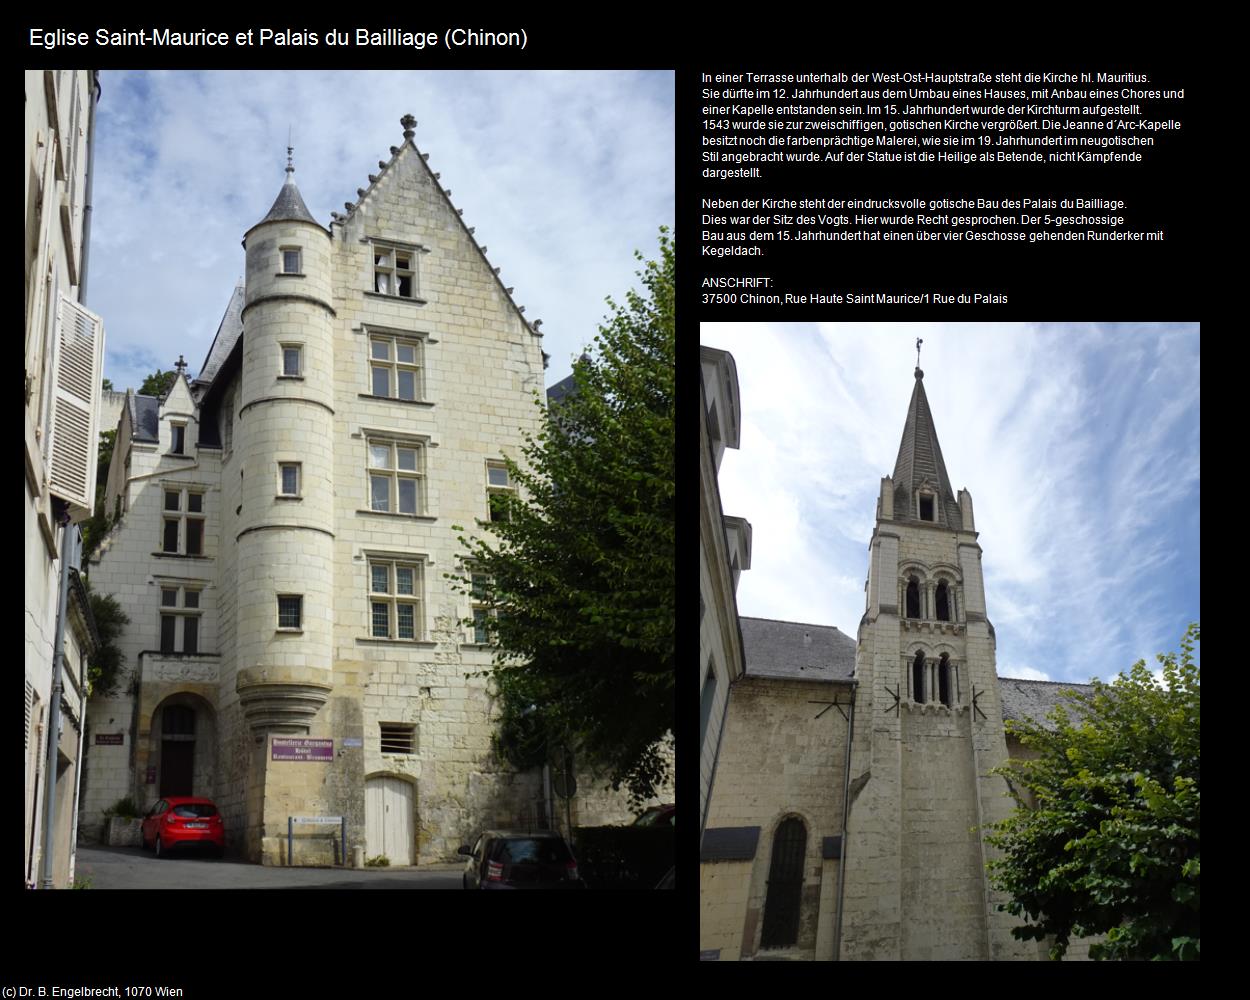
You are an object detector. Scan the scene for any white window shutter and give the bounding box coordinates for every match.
[47,293,104,519]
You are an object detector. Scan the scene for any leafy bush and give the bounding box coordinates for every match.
[364,855,390,867]
[102,796,141,820]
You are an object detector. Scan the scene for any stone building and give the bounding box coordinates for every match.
[81,115,655,866]
[699,353,1093,960]
[698,347,751,839]
[25,69,106,888]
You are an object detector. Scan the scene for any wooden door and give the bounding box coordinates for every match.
[365,776,413,865]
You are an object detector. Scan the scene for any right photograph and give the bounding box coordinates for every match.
[698,322,1200,961]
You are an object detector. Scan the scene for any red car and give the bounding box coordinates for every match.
[141,797,225,858]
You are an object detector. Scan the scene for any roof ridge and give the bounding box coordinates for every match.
[740,615,845,631]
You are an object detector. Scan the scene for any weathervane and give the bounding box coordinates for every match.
[286,126,294,175]
[916,337,923,368]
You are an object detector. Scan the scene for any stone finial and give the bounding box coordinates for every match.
[390,146,400,156]
[345,202,355,212]
[532,319,543,330]
[401,114,417,139]
[368,174,378,184]
[379,160,387,169]
[357,188,367,198]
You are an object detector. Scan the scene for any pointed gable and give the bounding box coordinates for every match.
[330,114,540,340]
[891,368,962,528]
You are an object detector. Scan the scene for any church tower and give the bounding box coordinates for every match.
[839,364,1039,960]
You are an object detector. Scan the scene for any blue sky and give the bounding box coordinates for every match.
[89,70,674,393]
[702,323,1200,685]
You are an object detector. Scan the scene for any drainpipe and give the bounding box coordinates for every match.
[39,513,75,888]
[833,679,857,961]
[78,71,100,303]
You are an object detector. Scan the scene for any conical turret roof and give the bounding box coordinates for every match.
[891,368,962,527]
[256,169,318,227]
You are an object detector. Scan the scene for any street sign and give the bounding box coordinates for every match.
[341,738,363,748]
[272,738,334,761]
[94,733,124,745]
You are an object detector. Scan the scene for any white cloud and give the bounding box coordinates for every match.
[702,322,1200,688]
[91,70,674,393]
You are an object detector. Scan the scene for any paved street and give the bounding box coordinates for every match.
[76,846,463,889]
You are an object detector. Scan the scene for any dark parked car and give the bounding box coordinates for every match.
[632,804,675,828]
[141,797,225,858]
[458,830,586,889]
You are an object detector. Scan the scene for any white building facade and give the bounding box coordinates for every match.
[82,116,650,866]
[24,69,106,887]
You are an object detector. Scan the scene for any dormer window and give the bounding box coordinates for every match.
[919,493,935,521]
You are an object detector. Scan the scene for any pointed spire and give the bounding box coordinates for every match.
[253,142,319,229]
[890,363,961,528]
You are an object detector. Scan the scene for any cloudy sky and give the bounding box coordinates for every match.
[89,70,674,393]
[703,322,1200,685]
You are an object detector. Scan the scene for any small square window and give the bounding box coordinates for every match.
[282,346,302,377]
[187,493,203,513]
[161,588,178,607]
[183,590,200,609]
[379,723,416,755]
[164,491,180,511]
[278,595,302,630]
[487,465,510,488]
[282,249,301,274]
[280,464,300,497]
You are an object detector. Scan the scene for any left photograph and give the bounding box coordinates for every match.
[24,69,674,889]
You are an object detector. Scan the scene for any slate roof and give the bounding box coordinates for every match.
[546,370,578,406]
[891,368,962,528]
[129,393,160,443]
[739,616,856,682]
[255,170,319,228]
[194,282,246,393]
[999,677,1095,731]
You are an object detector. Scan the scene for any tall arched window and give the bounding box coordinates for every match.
[760,817,807,949]
[935,580,950,621]
[938,653,952,706]
[912,649,926,703]
[906,577,920,619]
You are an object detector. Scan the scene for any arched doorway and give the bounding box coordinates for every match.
[146,694,217,803]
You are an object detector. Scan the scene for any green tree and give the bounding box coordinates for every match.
[985,624,1200,960]
[81,429,118,559]
[453,230,674,804]
[101,378,114,391]
[139,369,178,397]
[83,582,130,697]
